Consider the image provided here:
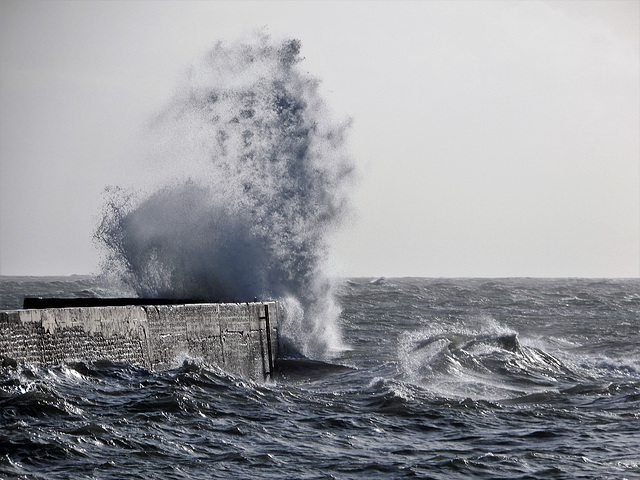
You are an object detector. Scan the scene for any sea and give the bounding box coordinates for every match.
[1,275,639,479]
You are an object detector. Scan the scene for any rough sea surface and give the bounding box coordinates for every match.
[1,276,639,479]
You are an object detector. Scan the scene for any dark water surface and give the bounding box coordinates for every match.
[1,277,639,479]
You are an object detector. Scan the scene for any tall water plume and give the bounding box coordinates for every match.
[95,33,355,359]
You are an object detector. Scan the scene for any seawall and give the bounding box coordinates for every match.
[0,302,279,381]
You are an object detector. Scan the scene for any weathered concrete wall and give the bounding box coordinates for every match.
[0,302,279,381]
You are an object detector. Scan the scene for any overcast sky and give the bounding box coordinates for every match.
[1,0,638,277]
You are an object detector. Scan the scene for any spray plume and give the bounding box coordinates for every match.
[95,33,355,359]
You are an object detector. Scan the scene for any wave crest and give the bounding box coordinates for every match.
[399,317,579,401]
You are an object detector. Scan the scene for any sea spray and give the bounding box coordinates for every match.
[95,33,355,359]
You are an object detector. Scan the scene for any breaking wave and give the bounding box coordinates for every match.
[94,32,355,359]
[399,317,583,402]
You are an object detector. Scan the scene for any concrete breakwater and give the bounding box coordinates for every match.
[0,301,279,381]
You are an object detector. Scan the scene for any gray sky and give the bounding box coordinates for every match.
[1,0,638,277]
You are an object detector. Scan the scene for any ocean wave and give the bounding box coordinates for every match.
[398,317,586,402]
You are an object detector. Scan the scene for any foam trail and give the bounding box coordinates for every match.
[95,33,355,360]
